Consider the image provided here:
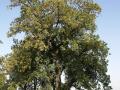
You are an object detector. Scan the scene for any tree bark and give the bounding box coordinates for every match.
[24,84,27,90]
[34,77,37,90]
[55,62,61,90]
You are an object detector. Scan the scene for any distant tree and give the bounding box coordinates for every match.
[6,0,112,90]
[0,66,5,89]
[0,42,6,89]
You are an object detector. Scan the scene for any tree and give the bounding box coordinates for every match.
[6,0,112,90]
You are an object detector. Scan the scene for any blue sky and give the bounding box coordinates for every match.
[0,0,120,90]
[0,0,20,55]
[96,0,120,90]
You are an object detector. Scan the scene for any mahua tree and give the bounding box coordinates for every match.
[5,0,112,90]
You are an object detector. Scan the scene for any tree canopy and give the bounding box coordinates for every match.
[1,0,112,90]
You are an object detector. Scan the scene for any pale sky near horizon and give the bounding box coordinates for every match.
[0,0,120,90]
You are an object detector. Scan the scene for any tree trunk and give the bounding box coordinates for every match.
[55,62,61,90]
[34,77,37,90]
[24,84,27,90]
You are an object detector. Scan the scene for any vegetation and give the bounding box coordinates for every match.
[0,0,112,90]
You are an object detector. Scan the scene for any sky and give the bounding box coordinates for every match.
[96,0,120,90]
[0,0,120,90]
